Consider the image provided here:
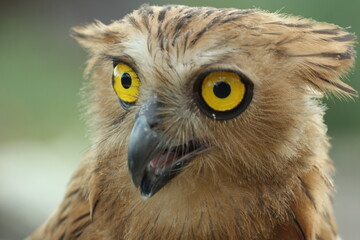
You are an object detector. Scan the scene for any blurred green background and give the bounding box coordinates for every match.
[0,0,359,239]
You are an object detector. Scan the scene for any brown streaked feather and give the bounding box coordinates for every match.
[29,160,94,239]
[29,4,355,240]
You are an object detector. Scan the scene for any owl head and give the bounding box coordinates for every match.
[72,5,356,198]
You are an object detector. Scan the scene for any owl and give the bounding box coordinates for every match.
[28,4,356,240]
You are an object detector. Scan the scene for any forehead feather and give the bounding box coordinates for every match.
[73,4,356,96]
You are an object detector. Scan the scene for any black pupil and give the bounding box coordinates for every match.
[121,73,132,89]
[213,81,231,98]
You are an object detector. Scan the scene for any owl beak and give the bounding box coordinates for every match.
[127,97,207,198]
[127,97,163,188]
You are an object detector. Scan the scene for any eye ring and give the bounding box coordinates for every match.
[112,63,141,110]
[194,69,253,120]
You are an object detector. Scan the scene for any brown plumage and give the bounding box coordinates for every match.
[28,5,356,240]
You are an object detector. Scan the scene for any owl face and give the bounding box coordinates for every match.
[73,5,355,198]
[112,59,255,196]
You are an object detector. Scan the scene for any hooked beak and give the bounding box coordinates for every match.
[127,97,207,198]
[127,114,162,188]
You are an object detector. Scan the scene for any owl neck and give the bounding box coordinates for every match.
[89,115,333,239]
[89,163,310,239]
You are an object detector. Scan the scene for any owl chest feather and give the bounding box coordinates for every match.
[81,160,335,240]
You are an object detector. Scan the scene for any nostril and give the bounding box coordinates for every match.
[147,113,162,129]
[148,121,159,129]
[137,95,162,129]
[148,108,165,130]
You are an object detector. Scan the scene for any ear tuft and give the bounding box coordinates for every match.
[71,20,117,53]
[267,15,357,98]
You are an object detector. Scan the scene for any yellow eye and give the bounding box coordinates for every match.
[202,72,245,111]
[195,71,253,120]
[112,63,140,106]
